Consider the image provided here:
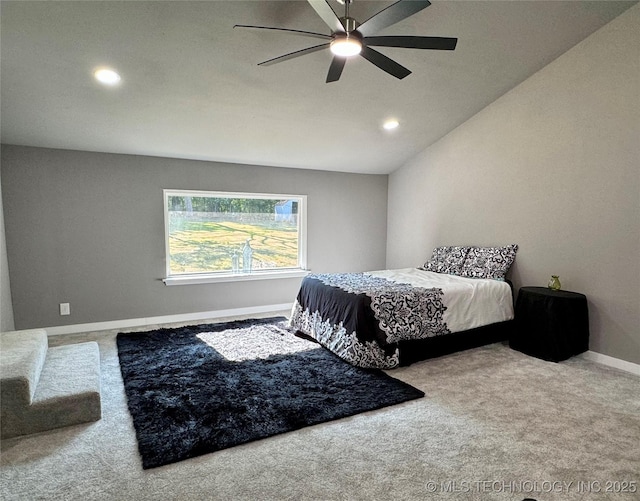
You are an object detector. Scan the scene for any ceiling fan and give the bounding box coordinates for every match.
[234,0,457,83]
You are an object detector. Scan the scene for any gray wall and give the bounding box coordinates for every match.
[1,146,387,329]
[387,6,639,364]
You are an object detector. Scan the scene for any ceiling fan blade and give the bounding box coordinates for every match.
[326,57,346,83]
[360,46,411,79]
[257,43,329,66]
[358,0,432,38]
[234,25,332,41]
[307,0,345,33]
[364,35,457,51]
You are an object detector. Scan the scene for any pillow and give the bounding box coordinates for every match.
[422,246,470,275]
[460,244,518,280]
[422,247,446,272]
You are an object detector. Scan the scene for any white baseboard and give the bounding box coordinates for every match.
[43,303,293,336]
[580,351,640,376]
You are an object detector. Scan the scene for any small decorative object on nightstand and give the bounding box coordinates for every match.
[547,275,561,290]
[510,286,589,362]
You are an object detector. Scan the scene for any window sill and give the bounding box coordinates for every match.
[162,269,310,286]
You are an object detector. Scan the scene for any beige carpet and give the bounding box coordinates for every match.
[1,314,639,501]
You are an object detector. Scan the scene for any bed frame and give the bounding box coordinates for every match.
[396,318,514,366]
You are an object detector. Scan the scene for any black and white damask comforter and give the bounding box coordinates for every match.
[289,268,514,369]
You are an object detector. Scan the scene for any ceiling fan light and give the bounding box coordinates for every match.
[330,38,362,57]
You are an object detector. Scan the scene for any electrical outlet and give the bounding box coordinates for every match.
[59,303,70,316]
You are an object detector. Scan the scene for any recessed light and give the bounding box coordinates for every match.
[93,68,121,86]
[383,119,400,130]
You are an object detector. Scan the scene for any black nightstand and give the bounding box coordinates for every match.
[510,286,589,362]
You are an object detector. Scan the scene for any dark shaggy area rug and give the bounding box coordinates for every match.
[116,317,424,469]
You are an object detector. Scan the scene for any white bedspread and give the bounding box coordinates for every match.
[367,268,514,333]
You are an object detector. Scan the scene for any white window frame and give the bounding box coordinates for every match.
[162,189,308,286]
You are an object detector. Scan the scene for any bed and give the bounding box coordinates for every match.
[289,245,518,369]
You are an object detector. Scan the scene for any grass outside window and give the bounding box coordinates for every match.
[163,190,307,284]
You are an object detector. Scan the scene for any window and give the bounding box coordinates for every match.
[163,190,307,285]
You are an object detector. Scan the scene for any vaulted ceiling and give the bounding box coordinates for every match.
[1,1,636,174]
